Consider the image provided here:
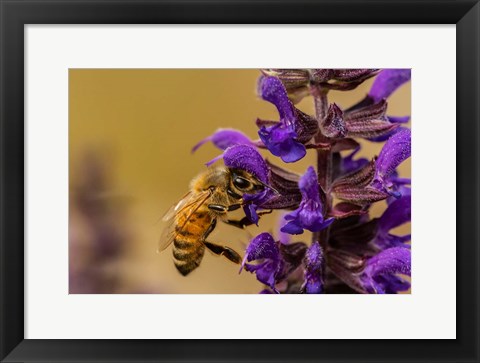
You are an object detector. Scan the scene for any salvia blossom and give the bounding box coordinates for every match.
[240,232,307,293]
[257,76,318,163]
[193,68,411,294]
[281,166,334,235]
[302,242,324,293]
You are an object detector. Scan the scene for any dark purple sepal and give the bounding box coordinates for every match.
[345,99,388,123]
[326,249,368,294]
[333,69,380,83]
[333,159,389,205]
[344,100,400,139]
[309,69,335,83]
[367,125,406,142]
[261,69,310,90]
[278,242,308,281]
[329,202,366,219]
[313,69,379,92]
[329,217,379,255]
[260,160,302,210]
[331,138,360,153]
[321,103,347,138]
[295,108,319,143]
[333,158,376,189]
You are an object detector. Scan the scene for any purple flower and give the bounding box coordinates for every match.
[241,232,307,293]
[374,193,411,249]
[303,242,324,293]
[257,76,317,163]
[370,128,411,197]
[241,233,280,291]
[369,69,411,103]
[360,247,411,294]
[341,147,369,175]
[192,128,253,153]
[281,166,334,235]
[258,122,306,162]
[182,69,411,295]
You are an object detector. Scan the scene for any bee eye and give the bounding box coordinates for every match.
[233,177,251,190]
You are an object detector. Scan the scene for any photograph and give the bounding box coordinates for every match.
[69,68,411,294]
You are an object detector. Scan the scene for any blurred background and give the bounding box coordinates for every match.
[69,69,411,294]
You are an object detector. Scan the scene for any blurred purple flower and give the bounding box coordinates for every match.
[374,193,411,249]
[341,147,369,175]
[360,247,411,294]
[281,167,334,235]
[303,242,324,294]
[369,69,411,102]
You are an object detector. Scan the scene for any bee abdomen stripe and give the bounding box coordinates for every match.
[173,247,196,261]
[174,226,194,237]
[173,238,195,249]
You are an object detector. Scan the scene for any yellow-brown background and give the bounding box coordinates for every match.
[69,69,411,294]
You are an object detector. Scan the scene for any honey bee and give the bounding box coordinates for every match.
[158,166,271,276]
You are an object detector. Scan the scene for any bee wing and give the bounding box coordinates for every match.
[162,191,192,222]
[157,190,211,252]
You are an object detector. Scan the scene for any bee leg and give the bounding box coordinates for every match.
[223,216,252,229]
[203,241,242,264]
[208,204,242,212]
[208,204,228,212]
[224,210,273,229]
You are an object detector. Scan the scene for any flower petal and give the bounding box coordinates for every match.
[363,247,411,280]
[303,242,324,294]
[374,193,411,249]
[388,115,410,124]
[258,124,306,163]
[222,144,269,183]
[258,76,295,122]
[192,128,252,153]
[281,167,334,234]
[341,147,369,175]
[369,69,411,103]
[371,128,411,194]
[243,232,279,263]
[379,193,411,233]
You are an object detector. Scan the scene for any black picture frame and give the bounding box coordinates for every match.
[1,1,479,362]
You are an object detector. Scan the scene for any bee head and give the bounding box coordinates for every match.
[227,168,272,199]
